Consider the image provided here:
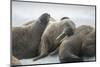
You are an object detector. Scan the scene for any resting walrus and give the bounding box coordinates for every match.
[58,25,94,63]
[33,17,76,61]
[12,13,50,59]
[81,29,96,57]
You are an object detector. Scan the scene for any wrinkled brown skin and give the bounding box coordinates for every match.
[11,56,21,65]
[59,25,94,63]
[12,13,50,59]
[33,18,76,61]
[81,29,96,57]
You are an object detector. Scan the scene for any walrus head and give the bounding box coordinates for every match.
[39,13,50,24]
[56,19,75,43]
[56,27,74,43]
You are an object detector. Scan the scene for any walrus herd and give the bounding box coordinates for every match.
[12,13,96,65]
[33,17,76,61]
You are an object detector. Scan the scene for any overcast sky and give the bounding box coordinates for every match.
[12,1,95,27]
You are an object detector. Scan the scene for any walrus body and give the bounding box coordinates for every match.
[11,56,21,65]
[59,25,94,63]
[12,13,50,59]
[81,29,96,57]
[33,18,76,61]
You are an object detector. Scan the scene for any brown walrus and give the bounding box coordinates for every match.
[81,29,96,57]
[12,13,50,59]
[58,25,94,63]
[33,17,76,61]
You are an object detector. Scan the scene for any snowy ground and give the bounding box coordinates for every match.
[20,55,95,65]
[12,1,96,65]
[20,55,60,65]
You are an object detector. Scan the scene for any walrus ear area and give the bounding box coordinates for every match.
[39,13,50,23]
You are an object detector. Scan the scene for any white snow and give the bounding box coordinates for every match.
[20,55,60,65]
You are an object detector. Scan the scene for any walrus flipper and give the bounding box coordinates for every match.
[33,36,49,61]
[60,54,82,63]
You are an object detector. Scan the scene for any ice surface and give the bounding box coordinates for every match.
[20,55,60,65]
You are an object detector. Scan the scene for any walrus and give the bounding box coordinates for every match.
[81,29,96,57]
[11,56,21,65]
[12,13,50,59]
[33,17,76,61]
[58,25,94,63]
